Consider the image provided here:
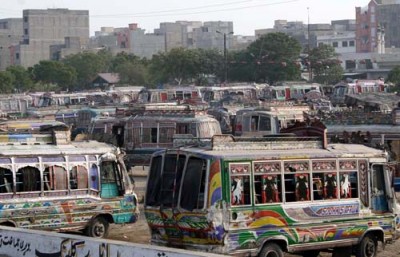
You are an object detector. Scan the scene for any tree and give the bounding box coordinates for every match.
[0,71,15,93]
[31,60,77,90]
[63,52,109,89]
[387,66,400,92]
[309,44,343,85]
[111,52,148,85]
[6,65,34,92]
[148,48,200,86]
[246,32,302,83]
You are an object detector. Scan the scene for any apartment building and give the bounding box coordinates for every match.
[356,0,400,53]
[10,9,89,68]
[0,18,23,71]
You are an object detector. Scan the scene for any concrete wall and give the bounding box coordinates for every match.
[0,226,225,257]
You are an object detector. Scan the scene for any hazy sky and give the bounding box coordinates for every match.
[1,0,370,36]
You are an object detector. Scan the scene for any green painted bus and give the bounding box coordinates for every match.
[144,126,399,257]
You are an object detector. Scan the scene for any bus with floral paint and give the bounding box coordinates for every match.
[144,121,400,257]
[0,122,139,238]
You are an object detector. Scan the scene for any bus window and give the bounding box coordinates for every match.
[295,174,310,201]
[90,164,99,190]
[312,172,338,200]
[160,154,186,207]
[340,172,358,199]
[250,116,259,131]
[0,167,13,193]
[16,167,41,192]
[159,127,174,143]
[100,161,122,198]
[180,157,207,211]
[146,156,163,206]
[254,162,281,204]
[259,116,271,131]
[229,163,251,206]
[142,127,158,143]
[44,165,68,191]
[70,165,88,190]
[284,161,310,202]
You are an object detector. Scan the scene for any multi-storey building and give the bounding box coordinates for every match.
[356,0,400,53]
[155,21,202,51]
[9,9,89,68]
[129,24,165,59]
[0,18,23,71]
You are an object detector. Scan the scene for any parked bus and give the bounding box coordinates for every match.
[87,104,222,167]
[0,123,139,238]
[262,82,323,101]
[233,102,309,136]
[144,124,399,257]
[330,79,389,106]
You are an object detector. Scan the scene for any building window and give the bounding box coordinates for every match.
[342,41,348,47]
[23,16,28,22]
[16,53,20,60]
[332,42,338,48]
[349,41,355,47]
[318,42,324,47]
[24,29,28,35]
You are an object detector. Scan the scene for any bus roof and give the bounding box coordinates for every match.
[169,141,386,161]
[0,140,116,156]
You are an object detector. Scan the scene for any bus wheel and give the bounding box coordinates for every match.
[259,242,283,257]
[355,234,378,257]
[86,217,109,238]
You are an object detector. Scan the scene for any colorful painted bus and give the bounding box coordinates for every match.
[144,124,400,257]
[0,123,139,238]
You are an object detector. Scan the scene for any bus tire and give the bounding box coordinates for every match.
[355,234,378,257]
[86,216,109,238]
[259,242,283,257]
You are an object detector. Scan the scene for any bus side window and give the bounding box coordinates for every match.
[340,172,358,198]
[0,167,13,193]
[313,173,337,200]
[16,166,41,192]
[229,163,251,206]
[44,165,68,190]
[180,157,207,211]
[145,156,163,206]
[254,174,281,203]
[295,174,310,201]
[89,164,99,191]
[70,165,88,190]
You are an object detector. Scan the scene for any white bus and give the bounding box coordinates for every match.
[0,122,139,238]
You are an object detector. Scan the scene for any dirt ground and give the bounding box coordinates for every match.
[107,207,400,257]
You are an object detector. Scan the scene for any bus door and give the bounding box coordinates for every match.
[370,164,396,213]
[174,156,209,243]
[100,161,124,198]
[159,153,186,242]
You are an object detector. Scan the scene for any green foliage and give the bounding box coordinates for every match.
[63,52,109,89]
[111,52,148,85]
[31,60,77,90]
[5,66,34,92]
[246,32,302,83]
[309,44,343,84]
[387,66,400,92]
[148,48,226,86]
[0,71,15,93]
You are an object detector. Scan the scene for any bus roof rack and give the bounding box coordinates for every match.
[211,118,328,151]
[211,134,324,151]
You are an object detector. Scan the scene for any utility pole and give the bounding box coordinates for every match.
[216,31,234,83]
[307,7,312,82]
